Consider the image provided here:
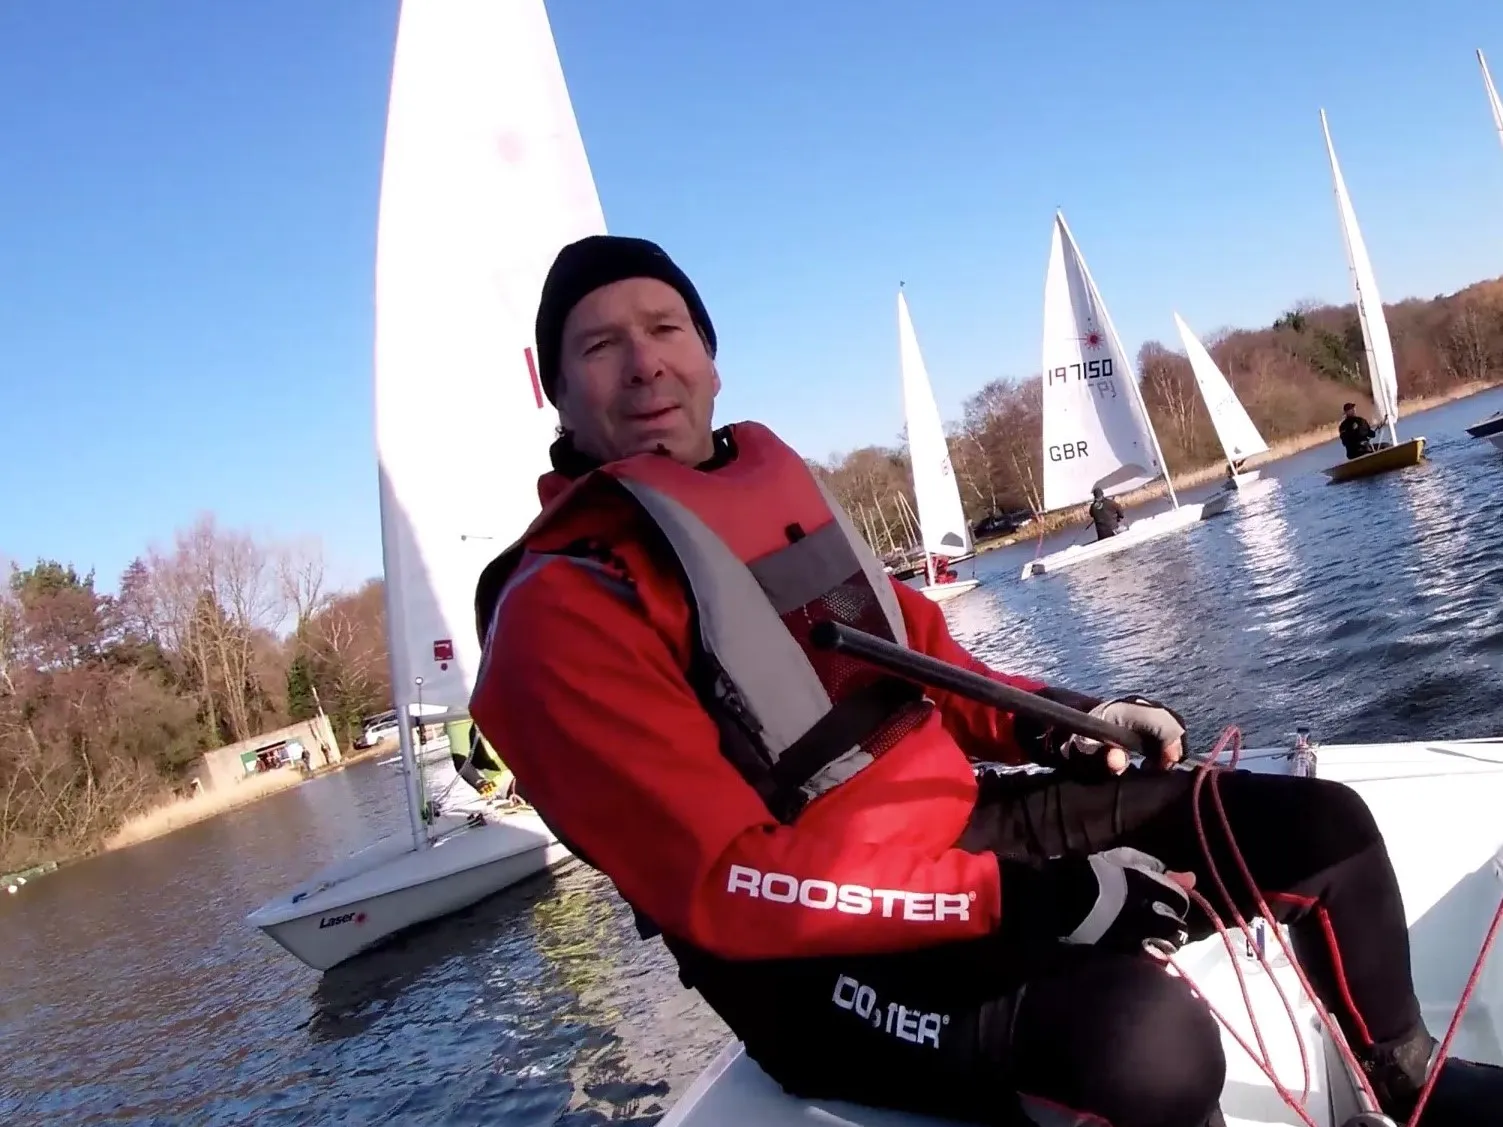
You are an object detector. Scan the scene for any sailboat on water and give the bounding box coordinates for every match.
[896,288,981,602]
[1172,312,1270,491]
[1022,212,1230,580]
[1317,109,1427,482]
[247,0,602,971]
[1464,50,1503,452]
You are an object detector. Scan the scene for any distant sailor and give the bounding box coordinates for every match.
[1339,402,1376,459]
[1088,486,1126,540]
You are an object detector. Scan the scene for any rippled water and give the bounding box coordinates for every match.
[3,390,1502,1125]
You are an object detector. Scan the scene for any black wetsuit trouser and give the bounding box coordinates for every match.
[672,767,1418,1127]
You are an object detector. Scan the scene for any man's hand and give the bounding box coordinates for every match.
[1067,695,1187,772]
[1054,847,1194,954]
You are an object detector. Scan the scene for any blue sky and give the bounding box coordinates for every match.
[4,0,1503,593]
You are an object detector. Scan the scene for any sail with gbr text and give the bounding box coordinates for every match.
[1040,212,1164,512]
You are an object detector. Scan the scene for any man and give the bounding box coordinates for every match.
[1088,485,1125,540]
[1339,402,1376,459]
[470,235,1498,1127]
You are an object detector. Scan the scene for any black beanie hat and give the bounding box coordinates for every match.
[533,235,717,405]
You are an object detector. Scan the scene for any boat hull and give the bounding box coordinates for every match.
[1464,412,1503,441]
[1322,437,1426,481]
[656,737,1503,1127]
[246,809,569,971]
[1022,500,1224,580]
[918,578,980,603]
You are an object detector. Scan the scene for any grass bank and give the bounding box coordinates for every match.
[99,741,393,856]
[972,379,1501,553]
[102,768,307,851]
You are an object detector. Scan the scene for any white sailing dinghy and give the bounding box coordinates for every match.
[1173,312,1270,490]
[247,0,605,972]
[1317,109,1426,483]
[896,288,981,602]
[1022,213,1229,580]
[1464,52,1503,452]
[657,730,1503,1127]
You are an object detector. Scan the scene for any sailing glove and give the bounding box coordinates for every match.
[1011,690,1187,777]
[999,847,1192,954]
[1067,695,1187,770]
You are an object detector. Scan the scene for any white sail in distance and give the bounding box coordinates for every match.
[1319,109,1400,443]
[1173,312,1268,466]
[897,289,972,560]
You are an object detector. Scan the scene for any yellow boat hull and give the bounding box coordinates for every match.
[1323,437,1427,482]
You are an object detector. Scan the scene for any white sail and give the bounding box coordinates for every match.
[1172,312,1269,465]
[1318,109,1400,444]
[897,290,971,560]
[1478,49,1503,155]
[374,0,606,841]
[1040,212,1171,512]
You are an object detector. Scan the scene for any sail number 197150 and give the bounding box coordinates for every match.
[1046,358,1114,385]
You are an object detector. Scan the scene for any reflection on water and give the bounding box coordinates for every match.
[4,391,1503,1125]
[1228,478,1301,638]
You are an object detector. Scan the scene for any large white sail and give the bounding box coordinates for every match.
[897,290,971,560]
[374,0,607,840]
[1478,49,1503,155]
[1040,212,1168,512]
[1172,312,1269,465]
[1318,109,1400,443]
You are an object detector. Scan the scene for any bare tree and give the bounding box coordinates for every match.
[277,538,329,638]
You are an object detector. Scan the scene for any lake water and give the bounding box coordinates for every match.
[4,389,1502,1125]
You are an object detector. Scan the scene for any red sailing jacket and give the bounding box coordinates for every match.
[470,425,1053,961]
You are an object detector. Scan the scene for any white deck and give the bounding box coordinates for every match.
[658,738,1503,1126]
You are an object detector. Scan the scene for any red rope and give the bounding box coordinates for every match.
[1148,727,1503,1127]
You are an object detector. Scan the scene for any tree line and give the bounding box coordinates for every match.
[811,278,1503,557]
[1,517,391,870]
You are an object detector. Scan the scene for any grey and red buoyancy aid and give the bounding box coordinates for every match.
[474,421,942,827]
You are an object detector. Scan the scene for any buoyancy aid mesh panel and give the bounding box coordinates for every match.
[778,569,933,761]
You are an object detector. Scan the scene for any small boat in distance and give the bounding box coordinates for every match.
[1173,312,1269,491]
[1315,109,1426,483]
[895,288,981,602]
[1023,212,1229,580]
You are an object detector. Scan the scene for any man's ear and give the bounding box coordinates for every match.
[711,362,721,398]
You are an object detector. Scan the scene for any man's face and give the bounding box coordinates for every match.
[1343,406,1355,418]
[555,277,720,465]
